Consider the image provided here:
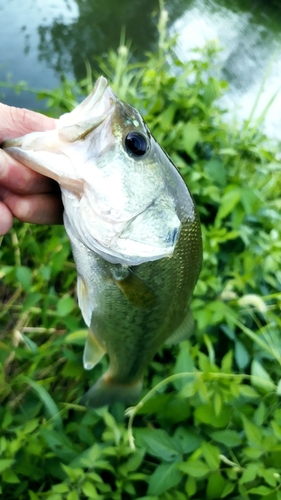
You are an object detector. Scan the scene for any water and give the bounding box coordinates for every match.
[172,0,281,139]
[0,0,281,139]
[0,0,78,109]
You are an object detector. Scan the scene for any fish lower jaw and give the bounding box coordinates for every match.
[96,245,175,266]
[70,224,177,265]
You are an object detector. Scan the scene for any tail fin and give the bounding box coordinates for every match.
[81,372,142,409]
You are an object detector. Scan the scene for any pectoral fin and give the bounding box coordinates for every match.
[112,268,157,308]
[165,310,195,346]
[83,328,106,371]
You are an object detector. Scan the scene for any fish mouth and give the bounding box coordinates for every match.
[60,76,115,127]
[1,76,118,192]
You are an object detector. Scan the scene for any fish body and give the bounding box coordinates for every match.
[2,77,202,407]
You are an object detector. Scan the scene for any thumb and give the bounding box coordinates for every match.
[0,103,56,142]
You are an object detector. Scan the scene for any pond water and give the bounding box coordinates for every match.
[0,0,281,139]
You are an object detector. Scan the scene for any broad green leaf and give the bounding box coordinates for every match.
[215,188,241,221]
[22,292,42,311]
[39,265,52,280]
[23,418,39,434]
[61,465,84,481]
[67,491,79,500]
[210,430,242,447]
[0,459,14,474]
[148,462,182,495]
[57,296,75,317]
[271,420,281,441]
[238,384,259,399]
[248,486,273,495]
[206,471,228,499]
[205,159,226,187]
[119,448,145,474]
[82,481,98,498]
[70,444,101,469]
[194,403,232,428]
[136,429,182,462]
[161,104,176,129]
[242,416,262,447]
[201,442,220,469]
[178,459,211,478]
[185,476,196,496]
[234,340,250,370]
[251,360,275,391]
[239,464,259,485]
[20,376,62,428]
[52,483,69,493]
[254,402,266,426]
[213,391,222,416]
[244,447,263,459]
[259,467,278,488]
[156,396,191,424]
[16,265,32,290]
[29,491,40,500]
[241,188,260,214]
[174,427,201,454]
[221,482,236,497]
[182,122,201,155]
[137,393,174,415]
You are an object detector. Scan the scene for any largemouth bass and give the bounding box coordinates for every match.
[2,77,202,408]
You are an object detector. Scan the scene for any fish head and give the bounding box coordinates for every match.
[2,77,185,265]
[71,78,183,264]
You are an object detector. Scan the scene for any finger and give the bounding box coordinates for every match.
[0,103,56,142]
[2,189,64,225]
[0,149,58,194]
[0,201,13,236]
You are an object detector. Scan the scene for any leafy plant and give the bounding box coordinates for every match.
[1,8,281,500]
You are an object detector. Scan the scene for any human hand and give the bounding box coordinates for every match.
[0,103,63,236]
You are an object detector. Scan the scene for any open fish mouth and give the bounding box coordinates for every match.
[58,76,116,135]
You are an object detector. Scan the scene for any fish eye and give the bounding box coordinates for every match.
[124,132,148,157]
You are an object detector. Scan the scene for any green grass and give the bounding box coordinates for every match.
[1,10,281,500]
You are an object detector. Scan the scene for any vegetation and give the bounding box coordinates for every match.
[1,10,281,500]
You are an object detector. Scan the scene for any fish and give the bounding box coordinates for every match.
[2,76,202,408]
